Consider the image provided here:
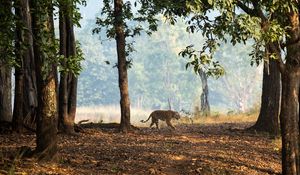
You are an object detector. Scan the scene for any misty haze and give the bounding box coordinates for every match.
[2,0,297,174]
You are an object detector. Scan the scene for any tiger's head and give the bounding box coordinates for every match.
[174,112,181,120]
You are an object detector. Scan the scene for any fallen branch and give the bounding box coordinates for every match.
[77,119,90,125]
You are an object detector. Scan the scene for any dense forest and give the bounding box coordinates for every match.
[76,17,262,112]
[0,0,300,174]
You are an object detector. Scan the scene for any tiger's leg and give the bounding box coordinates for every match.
[150,122,155,128]
[152,118,159,129]
[166,120,175,130]
[150,118,157,128]
[155,121,159,129]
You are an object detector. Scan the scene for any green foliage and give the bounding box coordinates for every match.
[49,0,86,76]
[31,0,59,79]
[58,41,85,76]
[210,43,262,112]
[179,45,224,78]
[56,0,86,27]
[77,19,203,109]
[76,12,262,111]
[93,0,160,65]
[0,1,15,66]
[143,0,298,73]
[249,40,264,66]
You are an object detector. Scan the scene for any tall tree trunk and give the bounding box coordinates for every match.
[13,0,37,132]
[280,11,300,175]
[58,1,69,133]
[68,75,77,128]
[12,0,25,132]
[280,67,300,175]
[0,65,12,122]
[249,44,281,136]
[114,0,131,132]
[22,0,38,130]
[31,0,58,161]
[198,69,210,116]
[0,0,13,122]
[58,0,77,134]
[13,67,24,132]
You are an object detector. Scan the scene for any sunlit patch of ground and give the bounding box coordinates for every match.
[76,105,153,124]
[0,122,280,175]
[76,105,259,127]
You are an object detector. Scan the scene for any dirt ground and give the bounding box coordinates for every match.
[0,122,281,175]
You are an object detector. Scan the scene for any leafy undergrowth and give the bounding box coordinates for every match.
[0,122,281,175]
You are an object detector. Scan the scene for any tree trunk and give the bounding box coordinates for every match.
[12,2,24,131]
[0,65,12,122]
[21,0,38,129]
[198,69,210,116]
[13,0,37,132]
[66,6,78,130]
[67,75,77,129]
[114,0,131,132]
[0,0,13,122]
[280,68,300,175]
[249,44,281,136]
[58,1,70,133]
[279,11,300,175]
[31,0,58,161]
[58,0,77,134]
[12,68,24,132]
[167,98,172,110]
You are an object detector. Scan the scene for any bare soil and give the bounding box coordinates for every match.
[0,122,281,175]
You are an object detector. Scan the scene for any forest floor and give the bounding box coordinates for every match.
[0,122,281,175]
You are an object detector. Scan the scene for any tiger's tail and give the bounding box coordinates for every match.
[140,114,152,123]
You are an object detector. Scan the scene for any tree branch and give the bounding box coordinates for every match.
[269,43,285,73]
[252,1,268,22]
[236,1,256,17]
[280,37,300,48]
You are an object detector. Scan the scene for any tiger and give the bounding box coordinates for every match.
[140,110,181,130]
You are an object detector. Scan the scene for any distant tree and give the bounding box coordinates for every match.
[114,0,132,132]
[198,69,210,116]
[0,0,13,122]
[179,45,224,116]
[208,43,263,113]
[58,0,84,134]
[129,21,204,111]
[94,0,158,132]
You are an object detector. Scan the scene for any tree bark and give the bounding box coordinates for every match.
[279,11,300,175]
[0,0,13,122]
[249,44,281,136]
[58,0,77,134]
[58,1,70,133]
[12,0,38,132]
[66,4,78,129]
[22,0,38,129]
[31,0,58,161]
[114,0,131,132]
[67,75,78,130]
[198,69,210,116]
[0,64,12,122]
[280,67,300,175]
[12,2,24,131]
